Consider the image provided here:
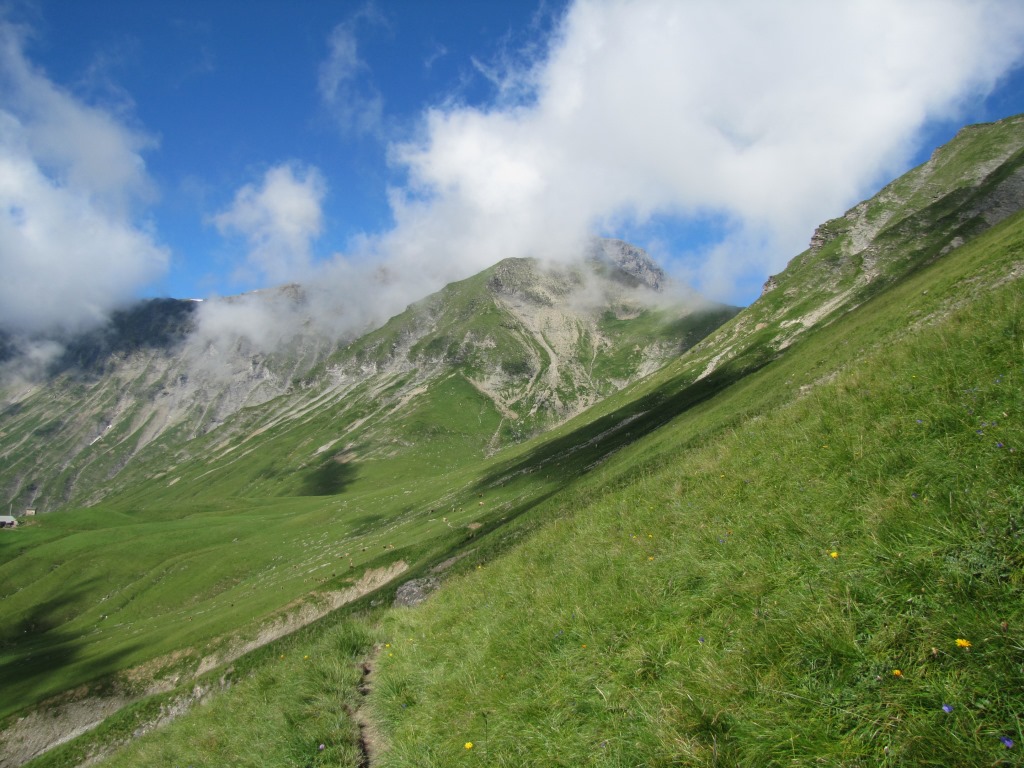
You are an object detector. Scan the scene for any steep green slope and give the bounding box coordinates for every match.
[702,113,1024,372]
[70,169,1024,768]
[368,210,1024,767]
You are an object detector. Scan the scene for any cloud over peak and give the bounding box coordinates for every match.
[4,0,1024,348]
[381,0,1024,300]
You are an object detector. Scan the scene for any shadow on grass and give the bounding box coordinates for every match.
[478,359,768,492]
[428,363,771,585]
[299,456,359,496]
[0,576,141,718]
[0,641,141,721]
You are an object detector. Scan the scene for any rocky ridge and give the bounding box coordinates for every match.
[694,114,1024,379]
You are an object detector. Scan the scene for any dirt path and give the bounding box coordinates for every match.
[351,649,385,767]
[196,562,408,675]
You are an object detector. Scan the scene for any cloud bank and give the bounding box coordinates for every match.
[0,22,168,334]
[6,1,1024,360]
[377,0,1024,301]
[195,0,1024,354]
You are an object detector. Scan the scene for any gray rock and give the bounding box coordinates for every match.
[393,577,441,607]
[587,238,665,290]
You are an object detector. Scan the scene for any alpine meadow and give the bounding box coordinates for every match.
[3,113,1024,767]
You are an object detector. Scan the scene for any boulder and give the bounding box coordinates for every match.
[393,577,441,607]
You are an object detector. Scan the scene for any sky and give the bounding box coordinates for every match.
[3,0,1024,341]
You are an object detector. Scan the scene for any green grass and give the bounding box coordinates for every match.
[370,268,1024,767]
[29,611,382,768]
[102,620,378,768]
[2,251,738,724]
[43,192,1024,767]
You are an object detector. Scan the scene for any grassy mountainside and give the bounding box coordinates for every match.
[700,113,1024,374]
[0,249,733,759]
[79,168,1024,768]
[3,116,1024,767]
[369,212,1024,768]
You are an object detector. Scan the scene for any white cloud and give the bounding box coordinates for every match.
[377,0,1024,302]
[0,22,168,334]
[0,336,64,392]
[318,7,386,138]
[193,0,1024,357]
[213,163,327,288]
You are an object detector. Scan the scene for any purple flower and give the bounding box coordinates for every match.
[1000,737,1014,749]
[318,743,326,751]
[698,636,705,644]
[942,704,953,713]
[997,442,1005,448]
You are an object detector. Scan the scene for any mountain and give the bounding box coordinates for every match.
[0,290,331,513]
[2,115,1024,767]
[686,114,1024,379]
[0,240,735,513]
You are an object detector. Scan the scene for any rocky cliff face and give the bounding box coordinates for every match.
[771,116,1024,300]
[0,287,342,512]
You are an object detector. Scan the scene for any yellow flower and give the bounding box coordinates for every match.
[956,638,972,648]
[830,551,839,559]
[893,669,903,678]
[464,742,474,750]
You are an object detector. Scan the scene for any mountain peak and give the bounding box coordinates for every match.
[587,237,665,290]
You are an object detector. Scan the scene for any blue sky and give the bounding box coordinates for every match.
[6,1,564,300]
[3,0,1024,338]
